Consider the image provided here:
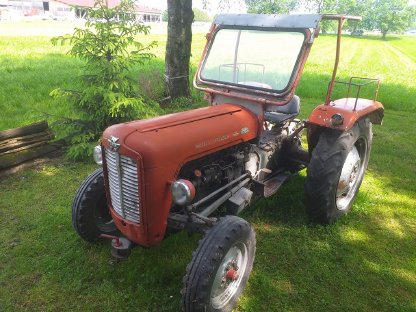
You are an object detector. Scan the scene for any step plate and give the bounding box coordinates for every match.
[263,173,290,198]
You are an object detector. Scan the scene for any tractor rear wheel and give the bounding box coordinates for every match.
[72,168,118,242]
[182,216,256,312]
[304,118,372,224]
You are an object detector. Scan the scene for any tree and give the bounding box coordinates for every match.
[245,0,297,14]
[161,9,168,22]
[301,0,337,13]
[165,0,194,99]
[51,0,157,160]
[193,8,211,22]
[203,0,247,13]
[337,0,372,32]
[300,0,338,33]
[370,0,413,39]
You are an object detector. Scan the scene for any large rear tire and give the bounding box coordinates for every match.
[305,118,372,224]
[72,168,118,242]
[182,216,256,312]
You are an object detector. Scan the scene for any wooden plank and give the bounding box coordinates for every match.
[0,141,50,156]
[0,131,54,153]
[0,121,49,141]
[0,144,60,170]
[0,131,53,147]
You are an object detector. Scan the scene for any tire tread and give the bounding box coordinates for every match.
[305,119,372,224]
[72,168,117,242]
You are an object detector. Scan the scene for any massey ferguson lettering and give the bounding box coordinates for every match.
[195,128,247,149]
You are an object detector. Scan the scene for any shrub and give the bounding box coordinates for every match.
[51,0,158,161]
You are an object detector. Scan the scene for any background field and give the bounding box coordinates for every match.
[0,21,415,311]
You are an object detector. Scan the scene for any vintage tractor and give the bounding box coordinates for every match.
[72,14,384,312]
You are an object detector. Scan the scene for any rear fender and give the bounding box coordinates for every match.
[306,98,384,154]
[307,98,384,131]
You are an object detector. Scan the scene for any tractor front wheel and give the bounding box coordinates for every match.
[72,168,118,242]
[182,216,256,312]
[305,118,372,224]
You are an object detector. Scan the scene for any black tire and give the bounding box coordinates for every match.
[72,168,118,242]
[304,118,372,224]
[182,216,256,312]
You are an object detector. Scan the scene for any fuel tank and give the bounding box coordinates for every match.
[101,104,259,247]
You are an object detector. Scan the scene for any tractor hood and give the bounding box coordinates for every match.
[102,104,259,169]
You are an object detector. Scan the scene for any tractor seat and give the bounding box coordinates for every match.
[264,95,300,124]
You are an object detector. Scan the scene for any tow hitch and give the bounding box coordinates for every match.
[100,234,135,259]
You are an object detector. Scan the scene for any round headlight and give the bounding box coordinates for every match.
[171,179,195,205]
[93,145,102,165]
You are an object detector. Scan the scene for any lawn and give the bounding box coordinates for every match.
[0,21,415,311]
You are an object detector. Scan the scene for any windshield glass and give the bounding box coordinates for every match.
[200,29,305,92]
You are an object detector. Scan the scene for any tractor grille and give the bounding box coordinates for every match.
[105,149,141,224]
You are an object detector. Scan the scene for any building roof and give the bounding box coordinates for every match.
[54,0,119,8]
[134,4,161,14]
[52,0,161,14]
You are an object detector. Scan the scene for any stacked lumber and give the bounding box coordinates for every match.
[0,121,61,170]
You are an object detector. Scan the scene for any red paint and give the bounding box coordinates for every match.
[102,104,259,247]
[226,268,239,281]
[307,98,384,131]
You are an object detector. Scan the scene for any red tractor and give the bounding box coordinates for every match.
[72,14,384,312]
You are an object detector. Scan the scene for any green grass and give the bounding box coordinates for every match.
[297,35,416,112]
[0,36,83,130]
[386,36,416,63]
[1,28,415,131]
[1,108,415,311]
[1,22,416,311]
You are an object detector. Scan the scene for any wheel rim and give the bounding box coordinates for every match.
[336,139,367,210]
[93,195,115,232]
[210,242,248,309]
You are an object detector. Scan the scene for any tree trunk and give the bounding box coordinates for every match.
[165,0,194,99]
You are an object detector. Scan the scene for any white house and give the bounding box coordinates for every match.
[47,0,162,20]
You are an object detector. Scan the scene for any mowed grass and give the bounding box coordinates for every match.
[387,36,416,63]
[1,21,416,311]
[1,27,416,130]
[0,36,83,130]
[297,35,416,112]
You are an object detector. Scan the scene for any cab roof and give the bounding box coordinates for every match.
[214,14,361,30]
[214,13,322,29]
